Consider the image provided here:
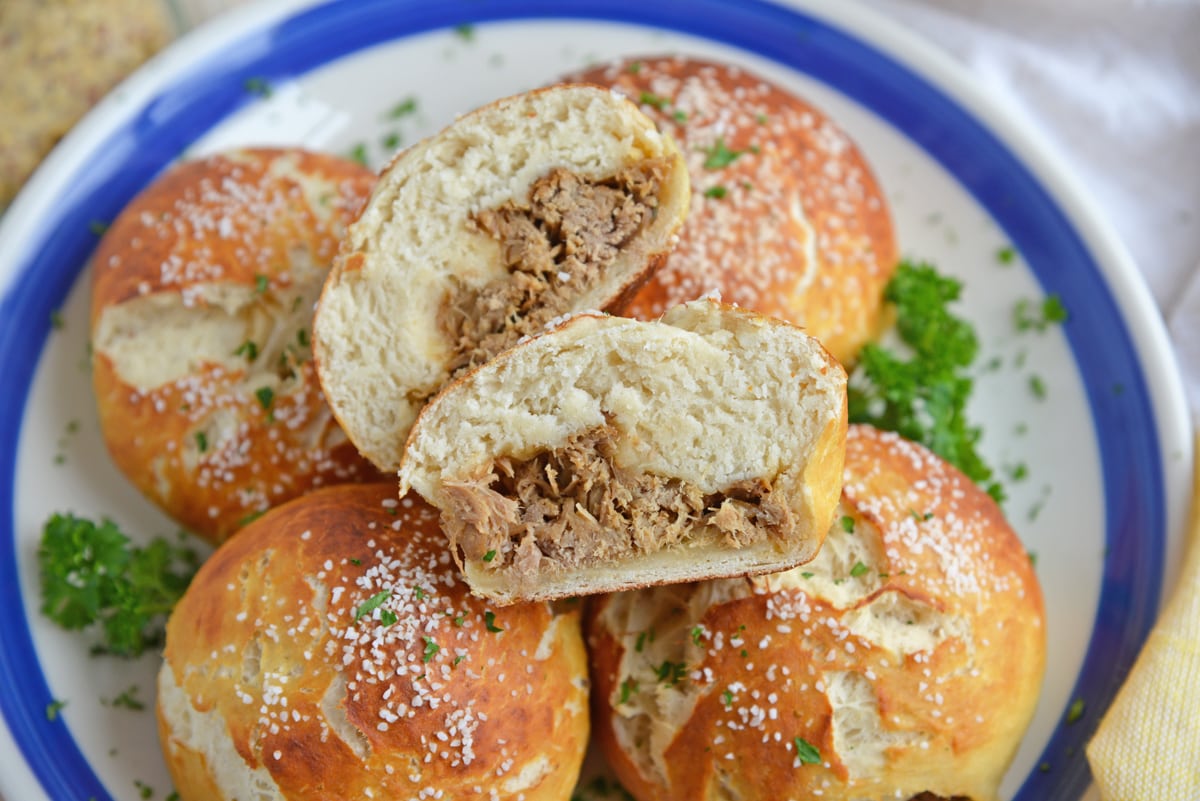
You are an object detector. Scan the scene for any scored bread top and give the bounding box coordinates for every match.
[563,55,898,366]
[399,298,848,603]
[157,483,590,801]
[314,84,691,473]
[585,424,1046,801]
[89,147,382,543]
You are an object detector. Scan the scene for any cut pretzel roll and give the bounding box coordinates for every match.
[314,84,691,472]
[398,299,848,604]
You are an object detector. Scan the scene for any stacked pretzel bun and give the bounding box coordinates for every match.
[157,484,590,801]
[313,84,692,473]
[91,147,382,544]
[563,55,898,366]
[586,425,1046,801]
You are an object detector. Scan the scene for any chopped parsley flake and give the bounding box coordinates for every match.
[254,274,269,294]
[634,630,650,652]
[793,736,821,765]
[703,185,728,199]
[639,91,669,109]
[297,328,310,348]
[655,660,687,685]
[702,137,745,169]
[354,590,391,621]
[1066,697,1085,724]
[379,609,398,627]
[243,77,272,97]
[50,310,64,330]
[45,699,66,721]
[690,626,704,645]
[382,131,401,150]
[800,571,814,579]
[134,779,154,799]
[422,636,440,662]
[106,685,145,711]
[618,677,639,704]
[996,245,1016,264]
[388,97,418,119]
[1027,551,1038,567]
[850,561,870,578]
[1014,295,1069,332]
[254,386,274,410]
[627,61,642,74]
[482,549,496,562]
[194,432,208,453]
[721,689,735,708]
[348,143,369,166]
[672,109,688,123]
[484,610,503,632]
[234,340,259,361]
[1029,374,1047,399]
[88,220,109,236]
[840,515,855,533]
[413,586,426,601]
[454,23,475,41]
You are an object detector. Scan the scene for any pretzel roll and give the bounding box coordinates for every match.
[586,424,1045,801]
[565,55,898,366]
[398,299,847,605]
[313,84,691,472]
[90,147,381,544]
[157,483,590,801]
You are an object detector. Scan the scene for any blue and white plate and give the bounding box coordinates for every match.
[0,1,1191,799]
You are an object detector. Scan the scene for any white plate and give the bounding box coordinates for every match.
[0,1,1191,799]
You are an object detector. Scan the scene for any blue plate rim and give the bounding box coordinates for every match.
[0,1,1191,799]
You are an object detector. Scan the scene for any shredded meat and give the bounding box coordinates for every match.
[440,425,791,585]
[439,161,669,374]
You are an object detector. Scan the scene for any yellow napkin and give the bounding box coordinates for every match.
[1086,433,1200,798]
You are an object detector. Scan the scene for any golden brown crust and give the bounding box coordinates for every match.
[564,56,898,366]
[159,483,590,801]
[586,425,1045,801]
[90,148,384,544]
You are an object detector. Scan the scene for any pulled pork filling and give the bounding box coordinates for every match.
[440,160,669,374]
[440,425,792,583]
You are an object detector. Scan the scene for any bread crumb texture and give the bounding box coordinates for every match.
[587,424,1045,801]
[565,55,898,366]
[158,483,590,801]
[90,148,383,544]
[314,84,689,472]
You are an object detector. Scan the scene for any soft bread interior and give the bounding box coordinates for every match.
[399,299,847,603]
[315,85,691,472]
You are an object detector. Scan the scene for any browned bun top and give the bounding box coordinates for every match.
[586,424,1045,801]
[564,55,898,366]
[158,483,590,801]
[90,147,384,543]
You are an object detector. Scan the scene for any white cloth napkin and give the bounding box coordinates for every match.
[862,2,1200,798]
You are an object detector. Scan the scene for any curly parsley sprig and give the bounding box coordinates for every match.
[848,260,1004,503]
[38,513,200,657]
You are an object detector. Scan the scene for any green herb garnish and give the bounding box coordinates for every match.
[482,549,496,562]
[354,590,391,621]
[45,699,67,721]
[388,97,418,119]
[423,636,440,662]
[618,677,639,704]
[234,340,258,361]
[1014,295,1069,332]
[1066,698,1085,724]
[639,91,669,110]
[848,260,1003,503]
[655,660,687,685]
[243,77,272,97]
[106,685,146,711]
[839,516,855,533]
[703,185,728,199]
[793,736,821,765]
[484,610,503,632]
[254,274,269,294]
[379,609,398,627]
[849,561,869,578]
[702,137,745,169]
[38,514,199,657]
[255,386,274,410]
[348,143,369,166]
[996,245,1016,264]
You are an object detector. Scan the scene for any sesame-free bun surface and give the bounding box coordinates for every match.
[91,147,382,544]
[564,56,898,366]
[398,299,847,606]
[157,483,590,801]
[587,424,1046,801]
[313,84,691,472]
